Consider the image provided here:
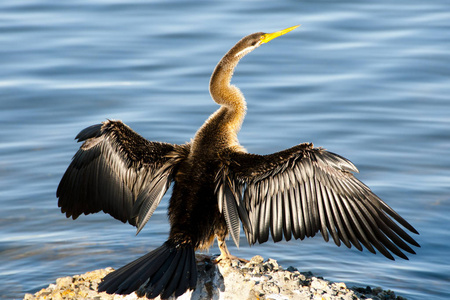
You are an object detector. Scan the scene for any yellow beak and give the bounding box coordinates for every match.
[260,25,300,44]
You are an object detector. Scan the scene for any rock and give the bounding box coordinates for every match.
[23,255,407,300]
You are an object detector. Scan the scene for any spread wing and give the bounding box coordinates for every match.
[216,143,419,260]
[57,120,190,233]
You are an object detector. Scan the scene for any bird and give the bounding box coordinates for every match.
[57,25,420,299]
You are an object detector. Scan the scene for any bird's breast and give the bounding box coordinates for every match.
[190,106,244,157]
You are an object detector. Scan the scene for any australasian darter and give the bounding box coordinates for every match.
[57,25,419,299]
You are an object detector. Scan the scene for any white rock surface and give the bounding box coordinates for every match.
[23,255,406,300]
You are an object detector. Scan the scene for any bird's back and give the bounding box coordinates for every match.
[167,151,226,250]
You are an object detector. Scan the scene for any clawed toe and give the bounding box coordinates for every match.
[213,254,249,264]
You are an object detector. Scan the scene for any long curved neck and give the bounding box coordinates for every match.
[208,51,247,135]
[190,42,252,156]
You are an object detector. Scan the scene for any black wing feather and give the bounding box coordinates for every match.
[216,143,419,260]
[57,120,189,230]
[223,179,241,247]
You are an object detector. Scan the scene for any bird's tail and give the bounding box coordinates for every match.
[98,241,197,299]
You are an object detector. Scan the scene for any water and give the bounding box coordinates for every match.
[1,1,449,299]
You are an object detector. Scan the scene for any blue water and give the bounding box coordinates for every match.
[1,1,449,299]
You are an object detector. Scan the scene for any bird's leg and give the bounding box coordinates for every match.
[215,237,231,261]
[214,236,249,263]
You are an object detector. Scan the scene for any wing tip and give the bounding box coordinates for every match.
[75,123,103,142]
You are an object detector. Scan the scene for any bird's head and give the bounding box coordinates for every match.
[233,25,300,59]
